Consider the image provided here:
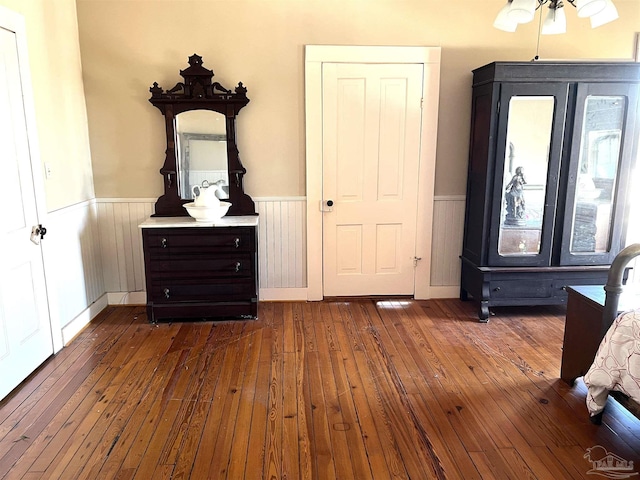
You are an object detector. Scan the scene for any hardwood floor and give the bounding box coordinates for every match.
[0,299,639,479]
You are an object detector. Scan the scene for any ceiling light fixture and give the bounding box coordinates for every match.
[493,0,618,34]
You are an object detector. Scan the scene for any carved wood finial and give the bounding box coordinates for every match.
[149,54,248,100]
[188,53,203,66]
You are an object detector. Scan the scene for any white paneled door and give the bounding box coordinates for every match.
[322,63,423,296]
[0,10,53,400]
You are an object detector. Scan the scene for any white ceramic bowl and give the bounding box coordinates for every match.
[184,201,231,222]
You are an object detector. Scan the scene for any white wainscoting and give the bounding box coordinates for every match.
[94,196,465,304]
[429,195,466,298]
[59,195,634,313]
[256,197,307,300]
[37,195,635,343]
[42,200,106,345]
[427,196,640,294]
[96,199,154,303]
[96,197,309,303]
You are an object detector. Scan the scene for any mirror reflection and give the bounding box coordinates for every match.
[498,96,554,256]
[175,110,229,200]
[570,95,625,254]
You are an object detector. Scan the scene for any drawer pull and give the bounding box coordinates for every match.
[163,288,170,299]
[161,238,168,248]
[235,262,241,273]
[234,237,241,248]
[493,287,501,292]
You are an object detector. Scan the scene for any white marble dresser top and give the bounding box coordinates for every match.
[139,215,259,229]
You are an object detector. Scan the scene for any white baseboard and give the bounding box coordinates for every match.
[100,285,460,308]
[107,291,147,305]
[61,293,109,346]
[427,286,461,299]
[105,288,309,304]
[260,286,461,301]
[260,287,309,301]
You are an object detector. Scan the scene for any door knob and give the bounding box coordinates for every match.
[320,199,334,212]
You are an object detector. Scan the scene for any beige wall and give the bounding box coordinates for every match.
[76,0,640,199]
[1,0,94,212]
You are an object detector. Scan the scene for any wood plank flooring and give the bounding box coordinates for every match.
[0,298,639,479]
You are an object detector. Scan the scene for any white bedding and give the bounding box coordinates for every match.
[584,308,640,418]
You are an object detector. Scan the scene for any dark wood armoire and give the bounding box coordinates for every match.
[460,61,640,321]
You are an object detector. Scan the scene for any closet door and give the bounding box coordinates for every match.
[0,8,54,401]
[559,82,639,266]
[321,62,424,296]
[487,82,568,267]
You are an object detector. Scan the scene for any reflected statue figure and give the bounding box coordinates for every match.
[504,166,526,226]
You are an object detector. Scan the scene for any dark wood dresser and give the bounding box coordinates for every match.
[140,216,258,323]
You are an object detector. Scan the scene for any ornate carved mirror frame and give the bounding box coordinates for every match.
[149,54,255,216]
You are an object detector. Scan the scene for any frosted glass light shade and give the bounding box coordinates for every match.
[494,2,519,31]
[493,0,619,33]
[507,0,537,23]
[589,0,618,27]
[542,5,567,34]
[575,0,606,18]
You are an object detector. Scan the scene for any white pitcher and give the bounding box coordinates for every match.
[192,180,220,207]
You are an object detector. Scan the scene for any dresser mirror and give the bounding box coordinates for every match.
[176,110,229,200]
[149,54,255,216]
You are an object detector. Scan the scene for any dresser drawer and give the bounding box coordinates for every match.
[143,227,254,253]
[551,274,609,293]
[150,254,254,279]
[489,279,553,299]
[149,278,256,303]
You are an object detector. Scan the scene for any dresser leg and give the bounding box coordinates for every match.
[460,287,469,301]
[478,280,491,322]
[478,302,490,323]
[146,305,156,324]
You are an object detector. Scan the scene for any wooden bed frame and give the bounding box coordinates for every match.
[560,244,640,423]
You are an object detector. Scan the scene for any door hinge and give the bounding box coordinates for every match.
[420,98,424,109]
[413,256,422,267]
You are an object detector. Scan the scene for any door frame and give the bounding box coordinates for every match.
[1,5,61,352]
[305,45,441,301]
